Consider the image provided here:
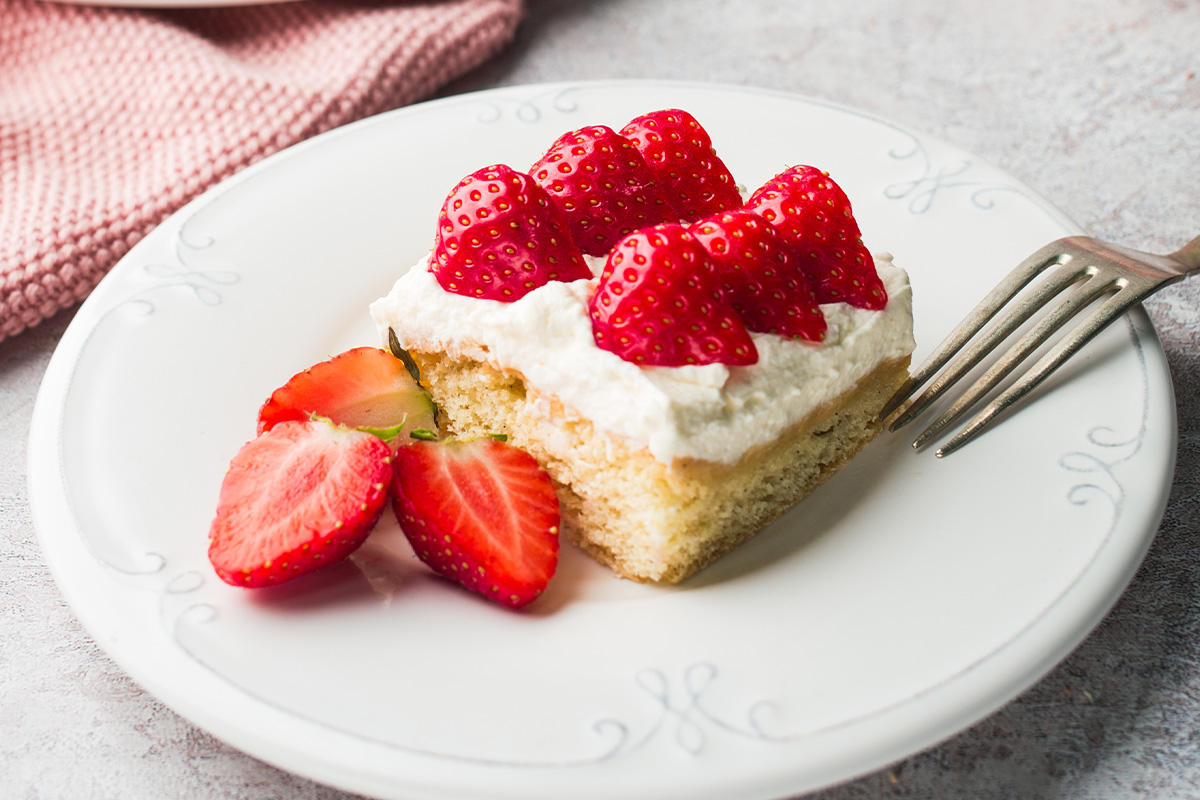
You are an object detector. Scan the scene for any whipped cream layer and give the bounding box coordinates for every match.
[371,254,914,464]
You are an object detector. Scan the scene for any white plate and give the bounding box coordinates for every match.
[29,81,1174,800]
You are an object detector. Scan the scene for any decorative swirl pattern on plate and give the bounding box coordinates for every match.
[1059,321,1149,534]
[59,207,236,580]
[474,87,580,125]
[123,222,238,314]
[620,664,783,754]
[884,133,1028,214]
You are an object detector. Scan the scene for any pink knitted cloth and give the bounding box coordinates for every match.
[0,0,522,341]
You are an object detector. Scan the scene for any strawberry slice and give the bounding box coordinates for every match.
[391,437,560,608]
[588,223,757,367]
[620,109,742,221]
[744,166,887,310]
[431,164,591,301]
[529,125,678,256]
[208,420,393,588]
[689,209,827,343]
[257,346,437,441]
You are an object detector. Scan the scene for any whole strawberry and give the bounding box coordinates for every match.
[529,125,678,256]
[744,166,887,310]
[588,223,757,367]
[620,109,742,222]
[208,420,393,588]
[391,436,560,608]
[432,164,591,301]
[689,210,827,343]
[257,346,437,441]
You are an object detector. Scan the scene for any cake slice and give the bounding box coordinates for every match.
[371,111,915,584]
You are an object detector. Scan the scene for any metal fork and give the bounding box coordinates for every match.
[879,233,1200,457]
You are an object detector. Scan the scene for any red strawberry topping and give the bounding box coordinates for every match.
[391,437,560,608]
[257,346,437,440]
[432,164,591,301]
[689,210,827,342]
[744,166,887,310]
[208,420,393,588]
[620,109,742,221]
[588,223,757,367]
[529,125,678,257]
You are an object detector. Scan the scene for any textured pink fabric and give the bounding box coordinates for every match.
[0,0,522,341]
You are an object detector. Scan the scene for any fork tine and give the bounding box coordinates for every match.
[878,240,1071,422]
[909,273,1122,451]
[887,261,1091,431]
[933,285,1151,456]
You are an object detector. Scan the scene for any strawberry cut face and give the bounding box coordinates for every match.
[588,223,758,367]
[745,165,887,310]
[208,420,393,588]
[689,209,827,343]
[431,164,591,302]
[530,125,679,257]
[391,437,560,609]
[620,109,743,222]
[256,346,437,443]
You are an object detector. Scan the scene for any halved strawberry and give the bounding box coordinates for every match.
[689,209,827,342]
[391,437,560,608]
[529,125,678,256]
[208,420,393,588]
[256,346,438,440]
[620,109,742,221]
[744,166,887,310]
[431,164,591,301]
[588,223,758,367]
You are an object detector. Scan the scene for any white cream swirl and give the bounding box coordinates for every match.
[371,254,914,464]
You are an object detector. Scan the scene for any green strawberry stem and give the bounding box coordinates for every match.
[359,420,409,443]
[310,411,409,444]
[388,328,422,383]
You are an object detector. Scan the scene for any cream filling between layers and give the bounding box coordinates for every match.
[370,253,915,465]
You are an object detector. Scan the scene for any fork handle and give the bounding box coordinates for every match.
[1172,234,1200,273]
